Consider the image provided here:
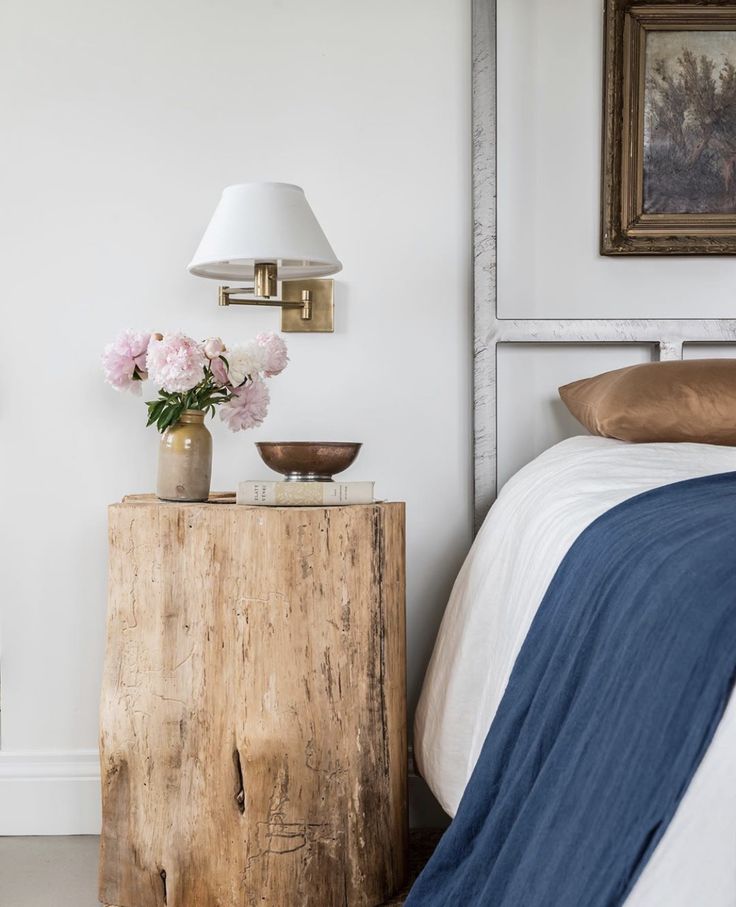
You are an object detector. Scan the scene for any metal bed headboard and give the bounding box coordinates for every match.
[472,0,736,530]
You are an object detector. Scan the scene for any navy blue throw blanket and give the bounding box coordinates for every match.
[407,472,736,907]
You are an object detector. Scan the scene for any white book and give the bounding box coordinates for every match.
[237,480,375,507]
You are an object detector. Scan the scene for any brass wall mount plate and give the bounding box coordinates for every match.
[281,279,334,333]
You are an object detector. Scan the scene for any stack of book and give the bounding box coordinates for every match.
[236,480,375,507]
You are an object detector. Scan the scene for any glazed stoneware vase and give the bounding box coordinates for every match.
[156,409,212,502]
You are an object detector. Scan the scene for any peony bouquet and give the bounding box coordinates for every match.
[102,330,288,432]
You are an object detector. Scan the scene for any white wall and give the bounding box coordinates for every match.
[0,0,471,831]
[496,0,736,482]
[497,0,736,321]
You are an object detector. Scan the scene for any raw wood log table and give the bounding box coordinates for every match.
[99,497,407,907]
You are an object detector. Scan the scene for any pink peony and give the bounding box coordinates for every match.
[102,330,150,394]
[219,378,270,432]
[146,332,207,393]
[256,332,289,377]
[209,355,229,387]
[203,337,226,359]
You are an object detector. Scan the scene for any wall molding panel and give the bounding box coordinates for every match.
[0,750,101,835]
[472,0,736,529]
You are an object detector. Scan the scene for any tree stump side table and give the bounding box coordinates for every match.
[99,498,407,907]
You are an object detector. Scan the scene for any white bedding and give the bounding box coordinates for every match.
[414,436,736,906]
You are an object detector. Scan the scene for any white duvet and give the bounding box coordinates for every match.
[415,436,736,906]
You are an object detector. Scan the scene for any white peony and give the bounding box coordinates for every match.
[226,341,267,387]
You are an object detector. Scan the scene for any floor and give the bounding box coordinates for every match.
[0,836,100,907]
[0,830,442,906]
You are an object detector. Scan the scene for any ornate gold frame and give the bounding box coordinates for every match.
[601,0,736,255]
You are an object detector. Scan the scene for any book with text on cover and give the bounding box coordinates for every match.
[237,481,375,506]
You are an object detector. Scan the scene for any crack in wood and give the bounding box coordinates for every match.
[123,580,138,631]
[172,650,195,671]
[233,748,245,815]
[372,508,390,772]
[248,819,337,864]
[304,739,348,781]
[150,692,187,707]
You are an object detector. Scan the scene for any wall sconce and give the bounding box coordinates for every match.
[188,182,342,333]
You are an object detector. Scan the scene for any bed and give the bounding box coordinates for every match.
[413,435,736,905]
[407,1,736,902]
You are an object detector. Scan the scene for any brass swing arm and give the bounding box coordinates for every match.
[218,285,312,320]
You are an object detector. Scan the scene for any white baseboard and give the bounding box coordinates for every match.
[0,750,101,835]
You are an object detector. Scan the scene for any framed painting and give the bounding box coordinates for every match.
[602,0,736,254]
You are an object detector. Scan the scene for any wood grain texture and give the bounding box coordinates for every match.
[99,500,407,907]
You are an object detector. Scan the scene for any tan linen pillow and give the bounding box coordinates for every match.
[558,359,736,445]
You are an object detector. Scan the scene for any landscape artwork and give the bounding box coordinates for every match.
[602,1,736,255]
[644,30,736,214]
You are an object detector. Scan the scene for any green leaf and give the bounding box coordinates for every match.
[156,404,175,432]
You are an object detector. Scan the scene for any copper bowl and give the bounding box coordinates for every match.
[256,442,362,482]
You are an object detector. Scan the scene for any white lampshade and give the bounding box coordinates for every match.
[188,182,342,281]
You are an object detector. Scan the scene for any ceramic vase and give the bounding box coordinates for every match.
[156,409,212,502]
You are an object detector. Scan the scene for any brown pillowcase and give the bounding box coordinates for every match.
[559,359,736,446]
